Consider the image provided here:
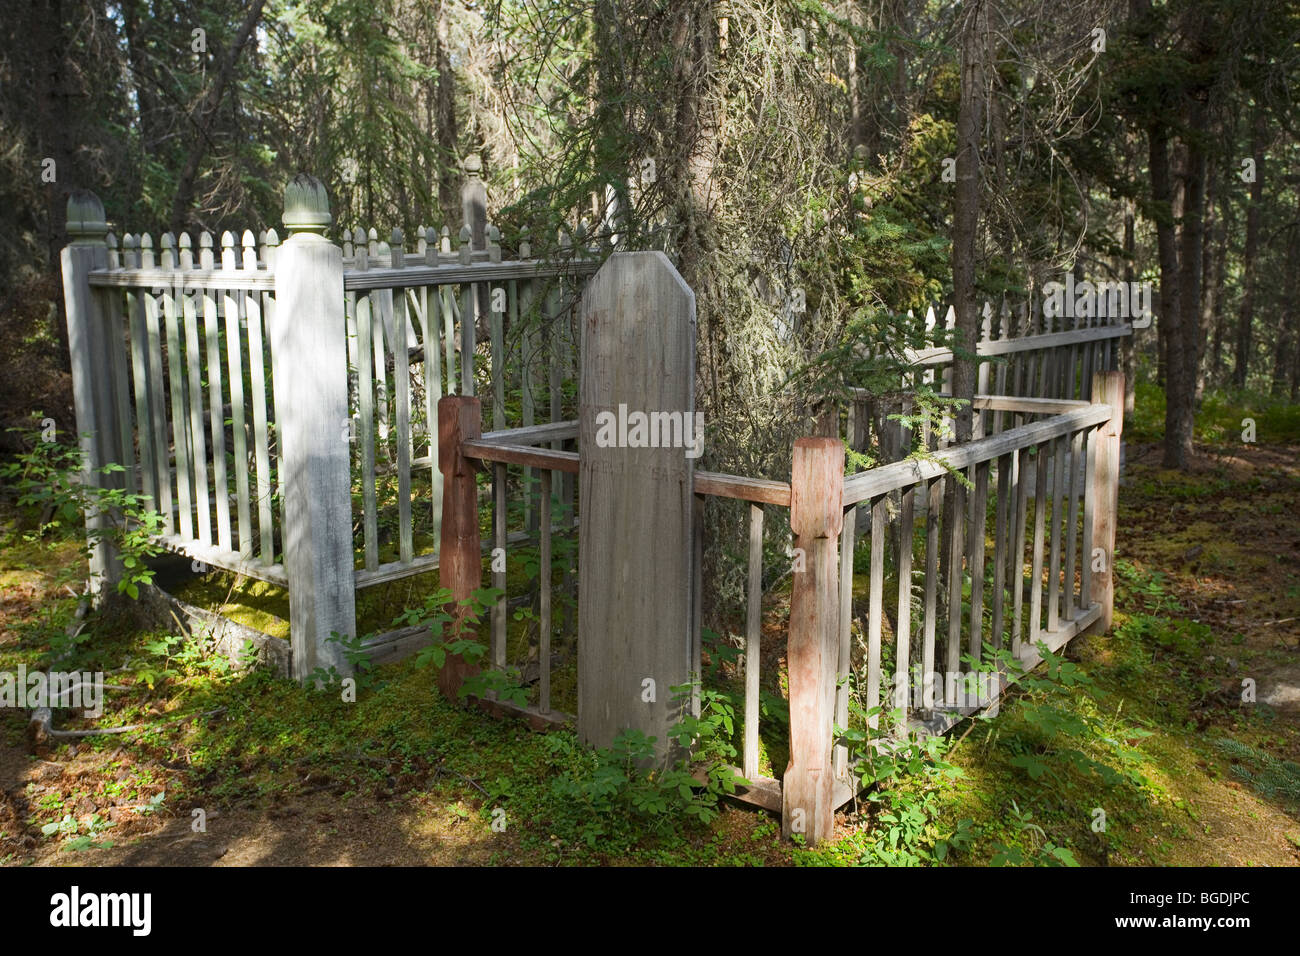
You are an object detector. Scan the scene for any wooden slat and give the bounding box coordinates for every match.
[1047,435,1066,631]
[182,287,212,546]
[990,451,1012,650]
[356,290,379,570]
[1029,443,1049,646]
[100,288,137,496]
[539,470,553,714]
[692,471,792,506]
[1081,425,1098,606]
[152,533,286,587]
[492,462,507,673]
[691,492,704,721]
[462,440,579,473]
[944,473,965,675]
[922,477,942,711]
[441,285,457,394]
[245,289,273,563]
[847,389,1091,416]
[460,284,475,396]
[224,283,250,555]
[517,279,533,534]
[392,278,413,564]
[200,250,230,551]
[341,257,599,291]
[900,323,1131,367]
[967,461,989,663]
[142,252,174,533]
[491,281,505,430]
[835,501,855,774]
[90,268,275,291]
[867,496,887,728]
[162,282,194,540]
[479,419,579,446]
[126,285,158,509]
[373,289,392,444]
[417,277,443,548]
[894,485,915,731]
[1010,443,1029,656]
[744,503,763,781]
[1064,429,1084,619]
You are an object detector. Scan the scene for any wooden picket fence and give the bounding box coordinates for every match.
[61,177,1128,844]
[435,251,1128,845]
[61,177,595,678]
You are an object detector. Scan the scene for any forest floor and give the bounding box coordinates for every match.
[2,389,1298,867]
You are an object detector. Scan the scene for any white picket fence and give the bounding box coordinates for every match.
[62,178,595,678]
[60,174,1131,684]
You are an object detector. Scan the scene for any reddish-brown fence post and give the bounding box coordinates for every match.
[437,394,483,700]
[1088,371,1124,633]
[784,437,844,845]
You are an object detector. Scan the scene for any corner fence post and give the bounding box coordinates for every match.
[577,251,696,760]
[436,394,483,701]
[61,190,122,600]
[784,437,843,845]
[271,174,356,681]
[1088,371,1124,633]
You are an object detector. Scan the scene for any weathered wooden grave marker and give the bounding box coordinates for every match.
[577,252,697,757]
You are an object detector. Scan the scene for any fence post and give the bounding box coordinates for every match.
[460,154,487,250]
[436,394,483,700]
[785,436,843,845]
[61,190,122,601]
[1088,371,1124,633]
[271,175,356,682]
[577,252,696,759]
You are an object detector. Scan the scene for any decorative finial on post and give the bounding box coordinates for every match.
[66,190,108,243]
[282,174,332,236]
[460,154,487,250]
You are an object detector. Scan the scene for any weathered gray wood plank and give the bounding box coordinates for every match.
[577,252,696,758]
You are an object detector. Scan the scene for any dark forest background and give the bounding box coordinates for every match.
[2,0,1298,471]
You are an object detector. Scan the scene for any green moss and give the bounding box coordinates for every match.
[169,571,291,639]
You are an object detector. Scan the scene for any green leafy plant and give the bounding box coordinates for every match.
[837,705,973,866]
[988,800,1078,867]
[1,424,166,599]
[310,630,384,695]
[396,585,529,706]
[547,681,748,846]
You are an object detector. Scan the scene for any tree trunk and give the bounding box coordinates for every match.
[1234,111,1265,389]
[168,0,266,235]
[1164,104,1207,470]
[1195,164,1218,401]
[32,0,78,370]
[1122,191,1137,413]
[435,0,459,227]
[951,0,986,445]
[1272,211,1300,396]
